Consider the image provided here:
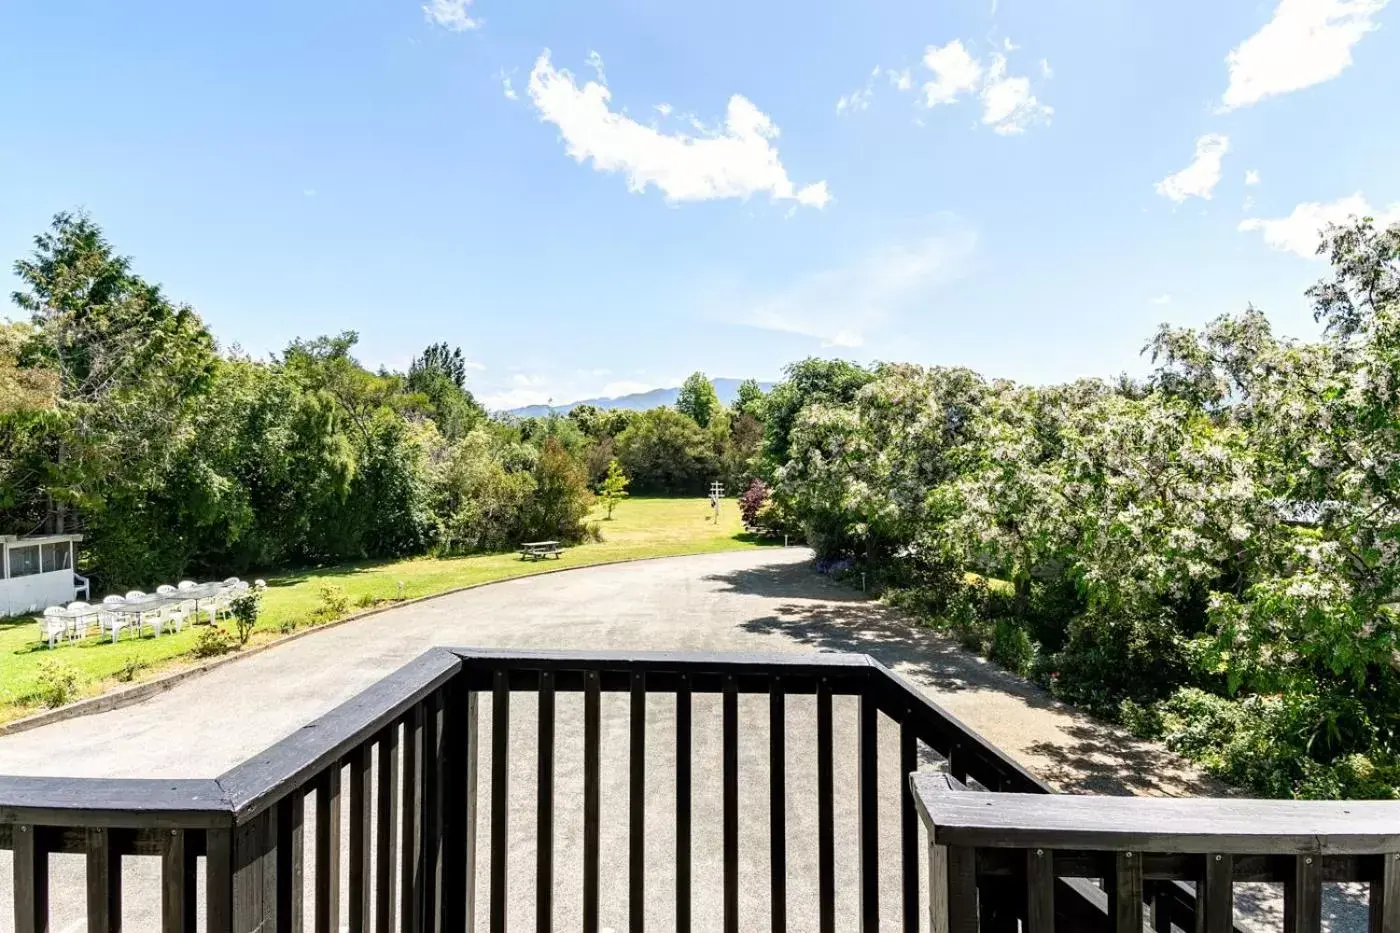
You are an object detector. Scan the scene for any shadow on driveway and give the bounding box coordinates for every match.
[705,561,1224,797]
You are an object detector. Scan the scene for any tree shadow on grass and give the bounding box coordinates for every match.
[707,560,1225,798]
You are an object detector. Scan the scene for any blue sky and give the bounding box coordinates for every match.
[2,0,1396,409]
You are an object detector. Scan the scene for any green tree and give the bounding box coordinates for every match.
[733,378,766,418]
[676,372,721,428]
[599,459,630,519]
[616,408,713,494]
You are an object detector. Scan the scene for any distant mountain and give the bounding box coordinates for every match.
[507,378,772,418]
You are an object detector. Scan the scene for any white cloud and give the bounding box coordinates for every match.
[500,72,518,101]
[1040,59,1054,79]
[1003,37,1020,52]
[837,68,880,115]
[1239,193,1400,257]
[526,50,830,208]
[738,227,977,348]
[980,55,1053,134]
[1150,294,1173,305]
[423,0,480,31]
[464,360,486,371]
[1221,0,1388,110]
[921,40,984,107]
[1156,134,1231,202]
[654,103,672,118]
[1245,169,1261,186]
[888,68,913,91]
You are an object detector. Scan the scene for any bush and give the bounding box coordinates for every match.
[116,658,147,683]
[228,589,262,646]
[192,626,235,659]
[34,659,79,708]
[311,583,350,623]
[739,479,770,528]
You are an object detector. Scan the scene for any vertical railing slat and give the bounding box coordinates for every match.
[583,670,601,933]
[234,814,272,930]
[402,703,423,933]
[13,824,46,933]
[375,726,398,933]
[676,674,693,933]
[208,827,235,933]
[428,691,446,931]
[162,829,189,933]
[491,669,511,933]
[1110,851,1143,933]
[899,717,919,933]
[630,671,647,933]
[315,764,343,933]
[816,679,835,933]
[85,826,120,933]
[1203,853,1234,933]
[1148,883,1172,933]
[441,680,467,933]
[1373,853,1400,933]
[770,677,787,933]
[277,791,306,933]
[858,692,879,932]
[1285,854,1322,933]
[1025,848,1054,933]
[723,675,739,933]
[537,671,556,933]
[350,745,373,932]
[466,692,481,933]
[944,845,978,933]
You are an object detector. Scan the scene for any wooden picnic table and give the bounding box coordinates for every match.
[518,540,564,561]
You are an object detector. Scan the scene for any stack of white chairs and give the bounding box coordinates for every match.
[155,584,188,634]
[99,595,127,644]
[40,607,68,648]
[123,591,154,637]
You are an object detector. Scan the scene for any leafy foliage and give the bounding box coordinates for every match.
[765,218,1400,799]
[599,459,630,519]
[676,372,721,428]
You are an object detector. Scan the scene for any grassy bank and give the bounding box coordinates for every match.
[0,497,776,724]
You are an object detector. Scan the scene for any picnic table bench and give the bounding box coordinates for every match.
[518,540,564,561]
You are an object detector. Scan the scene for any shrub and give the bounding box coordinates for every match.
[228,589,262,646]
[192,625,235,659]
[354,593,379,609]
[34,659,79,708]
[990,617,1036,676]
[739,478,770,528]
[584,521,604,543]
[311,583,350,623]
[116,658,147,683]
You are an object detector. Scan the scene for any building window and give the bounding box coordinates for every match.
[9,545,40,578]
[41,542,72,572]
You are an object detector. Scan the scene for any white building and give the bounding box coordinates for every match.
[0,534,87,616]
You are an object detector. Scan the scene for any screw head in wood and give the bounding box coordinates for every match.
[1214,854,1222,861]
[1036,849,1044,857]
[1125,852,1133,858]
[1305,857,1313,864]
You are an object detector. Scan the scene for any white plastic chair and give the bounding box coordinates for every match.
[40,607,68,648]
[66,601,96,640]
[99,596,127,644]
[156,584,177,596]
[254,579,267,589]
[123,591,153,636]
[177,580,197,591]
[222,577,240,586]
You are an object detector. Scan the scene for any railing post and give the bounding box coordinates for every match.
[86,826,121,933]
[12,823,47,933]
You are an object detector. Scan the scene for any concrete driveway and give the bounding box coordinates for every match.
[3,550,1357,932]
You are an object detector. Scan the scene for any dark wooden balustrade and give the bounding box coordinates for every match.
[1,646,1242,931]
[912,770,1400,932]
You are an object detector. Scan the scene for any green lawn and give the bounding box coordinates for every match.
[0,497,777,725]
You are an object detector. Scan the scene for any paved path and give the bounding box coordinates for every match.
[0,550,1365,931]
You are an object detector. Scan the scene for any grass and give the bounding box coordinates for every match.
[0,496,777,725]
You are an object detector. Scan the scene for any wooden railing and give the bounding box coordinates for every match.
[2,646,1225,931]
[912,770,1400,932]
